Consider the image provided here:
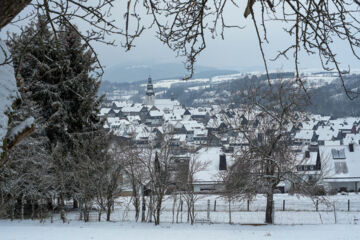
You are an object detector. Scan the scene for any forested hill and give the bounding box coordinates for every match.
[102,63,239,83]
[100,71,360,118]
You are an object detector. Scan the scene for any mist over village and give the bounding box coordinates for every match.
[1,1,360,240]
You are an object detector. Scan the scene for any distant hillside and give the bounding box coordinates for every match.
[100,70,360,118]
[102,63,239,83]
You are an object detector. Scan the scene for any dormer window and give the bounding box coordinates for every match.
[331,149,346,159]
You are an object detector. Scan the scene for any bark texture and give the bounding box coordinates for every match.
[0,0,31,30]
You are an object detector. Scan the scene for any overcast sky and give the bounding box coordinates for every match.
[1,2,358,73]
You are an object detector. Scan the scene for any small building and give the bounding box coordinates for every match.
[193,147,233,193]
[320,143,360,192]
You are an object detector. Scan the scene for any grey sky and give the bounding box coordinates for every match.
[1,2,358,73]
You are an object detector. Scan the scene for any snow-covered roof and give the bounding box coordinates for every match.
[149,110,164,117]
[310,114,331,122]
[343,134,360,145]
[296,150,318,166]
[112,101,128,108]
[316,126,338,141]
[172,134,187,142]
[194,147,234,183]
[99,108,111,116]
[127,115,141,123]
[153,99,181,111]
[194,129,208,137]
[163,113,182,122]
[329,119,354,130]
[122,104,144,113]
[294,130,314,140]
[182,120,204,131]
[189,108,208,116]
[320,144,360,181]
[324,140,341,146]
[106,117,122,125]
[301,121,317,130]
[172,108,185,116]
[206,118,223,129]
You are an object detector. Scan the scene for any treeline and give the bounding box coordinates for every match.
[163,72,360,117]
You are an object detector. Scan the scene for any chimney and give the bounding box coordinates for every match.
[305,151,310,158]
[349,143,354,152]
[219,154,227,170]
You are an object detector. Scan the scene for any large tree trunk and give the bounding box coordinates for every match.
[190,202,195,225]
[172,195,177,224]
[79,201,83,221]
[265,191,274,224]
[148,195,153,223]
[106,199,112,221]
[83,204,89,222]
[154,195,163,225]
[59,193,66,223]
[141,190,146,222]
[155,200,162,225]
[133,191,140,222]
[73,198,78,209]
[228,198,232,224]
[0,0,31,30]
[20,195,25,220]
[31,200,35,220]
[98,209,102,222]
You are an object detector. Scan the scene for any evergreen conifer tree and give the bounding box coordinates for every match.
[5,16,105,221]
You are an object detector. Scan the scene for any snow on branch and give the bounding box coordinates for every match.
[7,117,35,149]
[0,40,20,157]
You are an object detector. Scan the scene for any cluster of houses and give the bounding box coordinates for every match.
[100,77,360,194]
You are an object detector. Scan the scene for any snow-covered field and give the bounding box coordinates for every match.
[1,194,360,239]
[56,194,360,225]
[1,220,360,240]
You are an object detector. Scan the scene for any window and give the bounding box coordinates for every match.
[334,162,348,174]
[331,149,346,159]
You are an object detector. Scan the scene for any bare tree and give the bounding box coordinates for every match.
[138,129,176,225]
[222,79,325,224]
[2,1,360,89]
[178,151,208,225]
[71,131,122,222]
[120,140,147,222]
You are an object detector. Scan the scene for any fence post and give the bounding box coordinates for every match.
[348,199,350,212]
[207,200,210,221]
[316,200,318,212]
[247,200,250,211]
[180,200,183,223]
[214,200,216,212]
[272,200,275,224]
[283,200,285,211]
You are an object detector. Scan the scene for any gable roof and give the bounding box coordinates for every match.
[320,144,360,181]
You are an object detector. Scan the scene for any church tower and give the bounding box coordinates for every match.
[145,76,155,105]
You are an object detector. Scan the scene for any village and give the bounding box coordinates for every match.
[100,77,360,195]
[2,1,360,239]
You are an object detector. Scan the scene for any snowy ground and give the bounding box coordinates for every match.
[58,193,360,225]
[2,194,360,239]
[1,220,360,240]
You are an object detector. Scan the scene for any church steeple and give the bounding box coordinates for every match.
[146,76,154,96]
[145,76,155,105]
